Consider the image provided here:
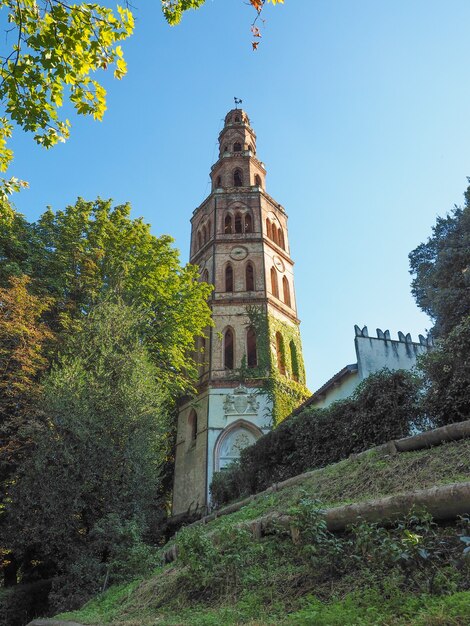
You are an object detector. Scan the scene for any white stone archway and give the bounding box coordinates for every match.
[213,419,264,472]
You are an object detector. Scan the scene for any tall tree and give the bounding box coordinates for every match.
[0,275,53,490]
[26,198,213,394]
[409,180,470,337]
[4,300,167,610]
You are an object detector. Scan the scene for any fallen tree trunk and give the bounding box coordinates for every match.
[247,480,470,537]
[394,419,470,452]
[164,481,470,563]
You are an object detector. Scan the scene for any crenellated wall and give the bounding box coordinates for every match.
[311,325,433,409]
[354,325,433,380]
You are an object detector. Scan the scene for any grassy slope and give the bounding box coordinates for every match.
[59,439,470,626]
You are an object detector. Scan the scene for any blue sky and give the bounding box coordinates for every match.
[9,0,470,390]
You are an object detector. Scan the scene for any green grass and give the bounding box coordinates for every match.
[58,438,470,626]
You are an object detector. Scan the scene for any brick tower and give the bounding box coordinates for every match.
[172,108,307,516]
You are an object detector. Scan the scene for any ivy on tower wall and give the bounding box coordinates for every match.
[237,306,310,426]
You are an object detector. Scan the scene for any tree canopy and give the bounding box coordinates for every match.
[0,0,134,198]
[1,198,213,393]
[409,180,470,337]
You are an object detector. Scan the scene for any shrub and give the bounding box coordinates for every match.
[210,369,424,506]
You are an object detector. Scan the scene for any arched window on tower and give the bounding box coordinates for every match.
[201,269,209,283]
[216,175,222,187]
[235,115,240,123]
[197,230,202,249]
[266,219,272,240]
[225,264,233,292]
[234,213,242,234]
[276,332,286,375]
[272,225,278,246]
[282,276,291,307]
[271,266,279,298]
[290,340,299,382]
[207,220,212,238]
[188,409,198,446]
[278,228,285,250]
[224,214,233,234]
[202,225,207,244]
[224,328,234,369]
[246,262,254,291]
[255,174,261,187]
[233,142,242,152]
[244,213,252,233]
[247,327,257,368]
[234,169,243,187]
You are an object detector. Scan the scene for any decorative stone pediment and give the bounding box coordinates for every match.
[223,384,259,416]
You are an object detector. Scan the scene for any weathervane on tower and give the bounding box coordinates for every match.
[234,97,243,109]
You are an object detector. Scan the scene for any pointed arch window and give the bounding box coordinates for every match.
[247,327,257,368]
[282,276,291,307]
[234,169,243,187]
[271,266,279,299]
[233,142,242,152]
[244,213,252,233]
[201,269,209,283]
[266,219,272,240]
[207,220,212,237]
[225,264,233,292]
[197,230,202,249]
[188,409,198,445]
[216,175,222,187]
[290,340,299,381]
[224,214,233,234]
[276,332,286,375]
[278,228,285,250]
[255,174,261,187]
[234,213,242,234]
[224,328,234,369]
[272,226,278,246]
[246,262,254,291]
[203,226,207,244]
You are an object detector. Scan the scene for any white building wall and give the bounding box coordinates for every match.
[206,385,272,504]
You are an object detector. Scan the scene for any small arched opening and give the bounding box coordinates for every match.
[271,266,279,299]
[201,269,209,283]
[187,409,198,447]
[224,214,233,234]
[290,340,299,382]
[197,230,202,249]
[216,175,222,187]
[233,142,242,152]
[224,328,234,370]
[282,276,291,307]
[276,332,286,375]
[234,169,243,187]
[247,327,257,368]
[246,262,254,291]
[244,213,253,233]
[266,219,272,240]
[225,264,234,292]
[278,228,285,250]
[234,213,243,234]
[254,174,261,187]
